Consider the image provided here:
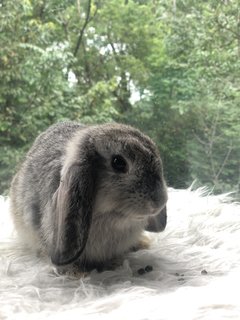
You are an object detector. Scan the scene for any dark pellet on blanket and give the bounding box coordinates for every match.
[178,278,185,282]
[201,269,208,275]
[138,268,146,275]
[145,265,153,273]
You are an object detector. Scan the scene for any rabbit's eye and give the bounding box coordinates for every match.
[111,155,127,173]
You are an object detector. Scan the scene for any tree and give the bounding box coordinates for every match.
[0,0,239,198]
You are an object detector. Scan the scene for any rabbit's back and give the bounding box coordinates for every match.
[10,122,84,248]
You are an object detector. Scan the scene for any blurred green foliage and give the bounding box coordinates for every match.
[0,0,239,197]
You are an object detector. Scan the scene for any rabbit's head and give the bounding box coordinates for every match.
[51,123,167,266]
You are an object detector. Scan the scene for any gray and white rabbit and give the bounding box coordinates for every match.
[10,122,168,271]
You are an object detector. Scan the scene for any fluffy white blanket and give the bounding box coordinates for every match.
[1,188,240,320]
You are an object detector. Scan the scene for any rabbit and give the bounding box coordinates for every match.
[10,121,168,271]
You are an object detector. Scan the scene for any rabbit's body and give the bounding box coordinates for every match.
[10,122,167,271]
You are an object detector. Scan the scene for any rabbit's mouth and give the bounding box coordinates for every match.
[145,206,167,232]
[139,201,166,217]
[148,205,165,216]
[139,186,167,217]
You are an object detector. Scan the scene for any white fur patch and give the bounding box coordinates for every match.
[1,187,240,319]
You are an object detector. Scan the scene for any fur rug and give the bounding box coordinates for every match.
[1,187,240,320]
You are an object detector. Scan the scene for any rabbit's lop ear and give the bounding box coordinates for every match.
[145,206,167,232]
[51,148,99,266]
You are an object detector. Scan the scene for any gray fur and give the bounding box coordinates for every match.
[10,121,168,270]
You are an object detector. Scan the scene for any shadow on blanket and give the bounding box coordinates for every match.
[0,187,240,320]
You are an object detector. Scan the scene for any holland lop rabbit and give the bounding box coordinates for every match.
[10,122,168,271]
